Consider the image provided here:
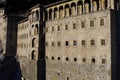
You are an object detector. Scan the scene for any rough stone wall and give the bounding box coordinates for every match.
[46,10,111,80]
[0,8,6,53]
[19,56,37,80]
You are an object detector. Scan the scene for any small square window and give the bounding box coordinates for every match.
[81,40,85,46]
[58,42,61,46]
[52,42,54,46]
[52,27,54,31]
[83,58,86,62]
[90,20,94,27]
[100,19,104,26]
[52,56,54,60]
[73,23,76,29]
[66,57,69,61]
[92,58,95,63]
[101,39,105,45]
[46,42,48,46]
[65,25,68,30]
[74,57,77,62]
[58,57,60,60]
[46,27,48,32]
[58,26,60,31]
[66,41,69,46]
[81,22,85,28]
[102,59,106,64]
[73,40,77,46]
[46,56,48,59]
[91,40,95,45]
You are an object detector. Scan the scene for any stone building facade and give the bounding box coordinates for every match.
[0,8,7,54]
[0,0,120,80]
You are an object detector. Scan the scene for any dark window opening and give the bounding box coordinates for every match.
[58,42,61,46]
[58,57,60,60]
[52,27,54,31]
[90,20,94,27]
[73,23,76,29]
[100,19,104,26]
[74,57,77,62]
[102,59,106,64]
[82,40,85,46]
[83,58,86,62]
[73,40,77,46]
[66,41,69,46]
[58,26,60,31]
[91,40,95,45]
[101,39,105,45]
[66,57,69,61]
[81,22,85,28]
[65,25,68,30]
[52,56,54,60]
[52,42,54,46]
[92,58,95,63]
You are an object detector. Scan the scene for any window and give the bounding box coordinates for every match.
[74,57,77,62]
[46,27,48,32]
[90,20,94,27]
[91,40,95,45]
[81,22,85,28]
[52,27,54,31]
[102,59,106,64]
[58,42,61,46]
[73,40,77,46]
[101,39,105,45]
[58,57,60,60]
[73,23,76,29]
[66,41,69,46]
[92,58,95,63]
[58,26,60,31]
[52,56,54,60]
[81,40,85,46]
[67,77,69,80]
[100,19,104,26]
[46,42,48,46]
[82,58,86,62]
[52,42,54,46]
[46,56,48,59]
[66,57,69,61]
[65,25,68,30]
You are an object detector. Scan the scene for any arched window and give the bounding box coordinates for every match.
[35,24,39,35]
[31,50,36,60]
[31,25,34,35]
[59,6,64,19]
[49,9,52,20]
[71,2,76,16]
[32,38,37,48]
[36,10,39,21]
[77,1,83,14]
[54,7,58,19]
[65,4,70,17]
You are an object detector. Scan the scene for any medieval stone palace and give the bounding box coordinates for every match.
[0,0,120,80]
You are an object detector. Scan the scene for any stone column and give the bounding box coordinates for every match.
[76,3,77,15]
[82,0,85,13]
[47,10,49,21]
[111,0,114,9]
[90,0,93,12]
[99,0,102,10]
[107,0,110,9]
[101,0,105,10]
[52,10,54,20]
